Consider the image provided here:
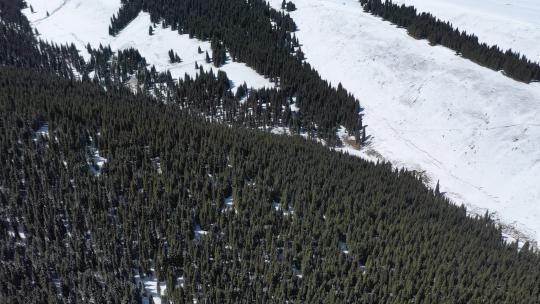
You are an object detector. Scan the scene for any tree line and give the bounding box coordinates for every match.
[360,0,540,83]
[109,0,143,36]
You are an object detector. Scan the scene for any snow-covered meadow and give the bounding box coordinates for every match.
[23,0,273,92]
[269,0,540,245]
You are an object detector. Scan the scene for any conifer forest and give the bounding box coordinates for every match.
[1,0,539,303]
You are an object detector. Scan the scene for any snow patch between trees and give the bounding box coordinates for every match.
[23,0,274,93]
[87,137,107,176]
[33,123,49,141]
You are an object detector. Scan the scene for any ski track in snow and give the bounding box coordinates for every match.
[23,0,273,93]
[269,0,540,245]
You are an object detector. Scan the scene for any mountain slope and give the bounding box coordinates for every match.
[2,65,539,303]
[1,1,540,303]
[269,0,540,244]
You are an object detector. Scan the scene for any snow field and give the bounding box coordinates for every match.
[270,0,540,245]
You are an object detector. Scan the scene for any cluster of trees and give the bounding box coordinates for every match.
[110,0,364,142]
[281,0,297,12]
[168,49,182,63]
[108,0,142,36]
[210,38,227,67]
[360,0,540,83]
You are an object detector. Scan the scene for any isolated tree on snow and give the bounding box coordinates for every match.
[148,26,154,36]
[283,1,296,11]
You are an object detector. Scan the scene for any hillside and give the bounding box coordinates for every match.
[1,0,540,303]
[269,0,540,245]
[22,0,540,245]
[2,64,539,304]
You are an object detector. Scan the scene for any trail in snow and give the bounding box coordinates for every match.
[33,0,69,23]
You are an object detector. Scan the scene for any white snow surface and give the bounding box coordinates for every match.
[224,195,234,208]
[87,137,107,177]
[391,0,540,62]
[33,123,49,141]
[270,0,540,245]
[22,0,273,92]
[194,224,208,241]
[135,273,167,304]
[339,241,350,255]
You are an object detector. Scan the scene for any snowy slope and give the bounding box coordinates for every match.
[269,0,540,245]
[22,0,273,92]
[392,0,540,62]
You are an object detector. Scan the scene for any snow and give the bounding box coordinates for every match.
[391,0,540,62]
[17,231,26,239]
[22,0,273,92]
[292,264,303,278]
[87,137,107,176]
[7,228,15,238]
[224,195,234,209]
[194,224,208,241]
[273,201,295,217]
[33,123,49,141]
[270,126,291,135]
[176,276,185,288]
[151,157,162,175]
[270,0,540,245]
[339,240,349,255]
[135,273,167,304]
